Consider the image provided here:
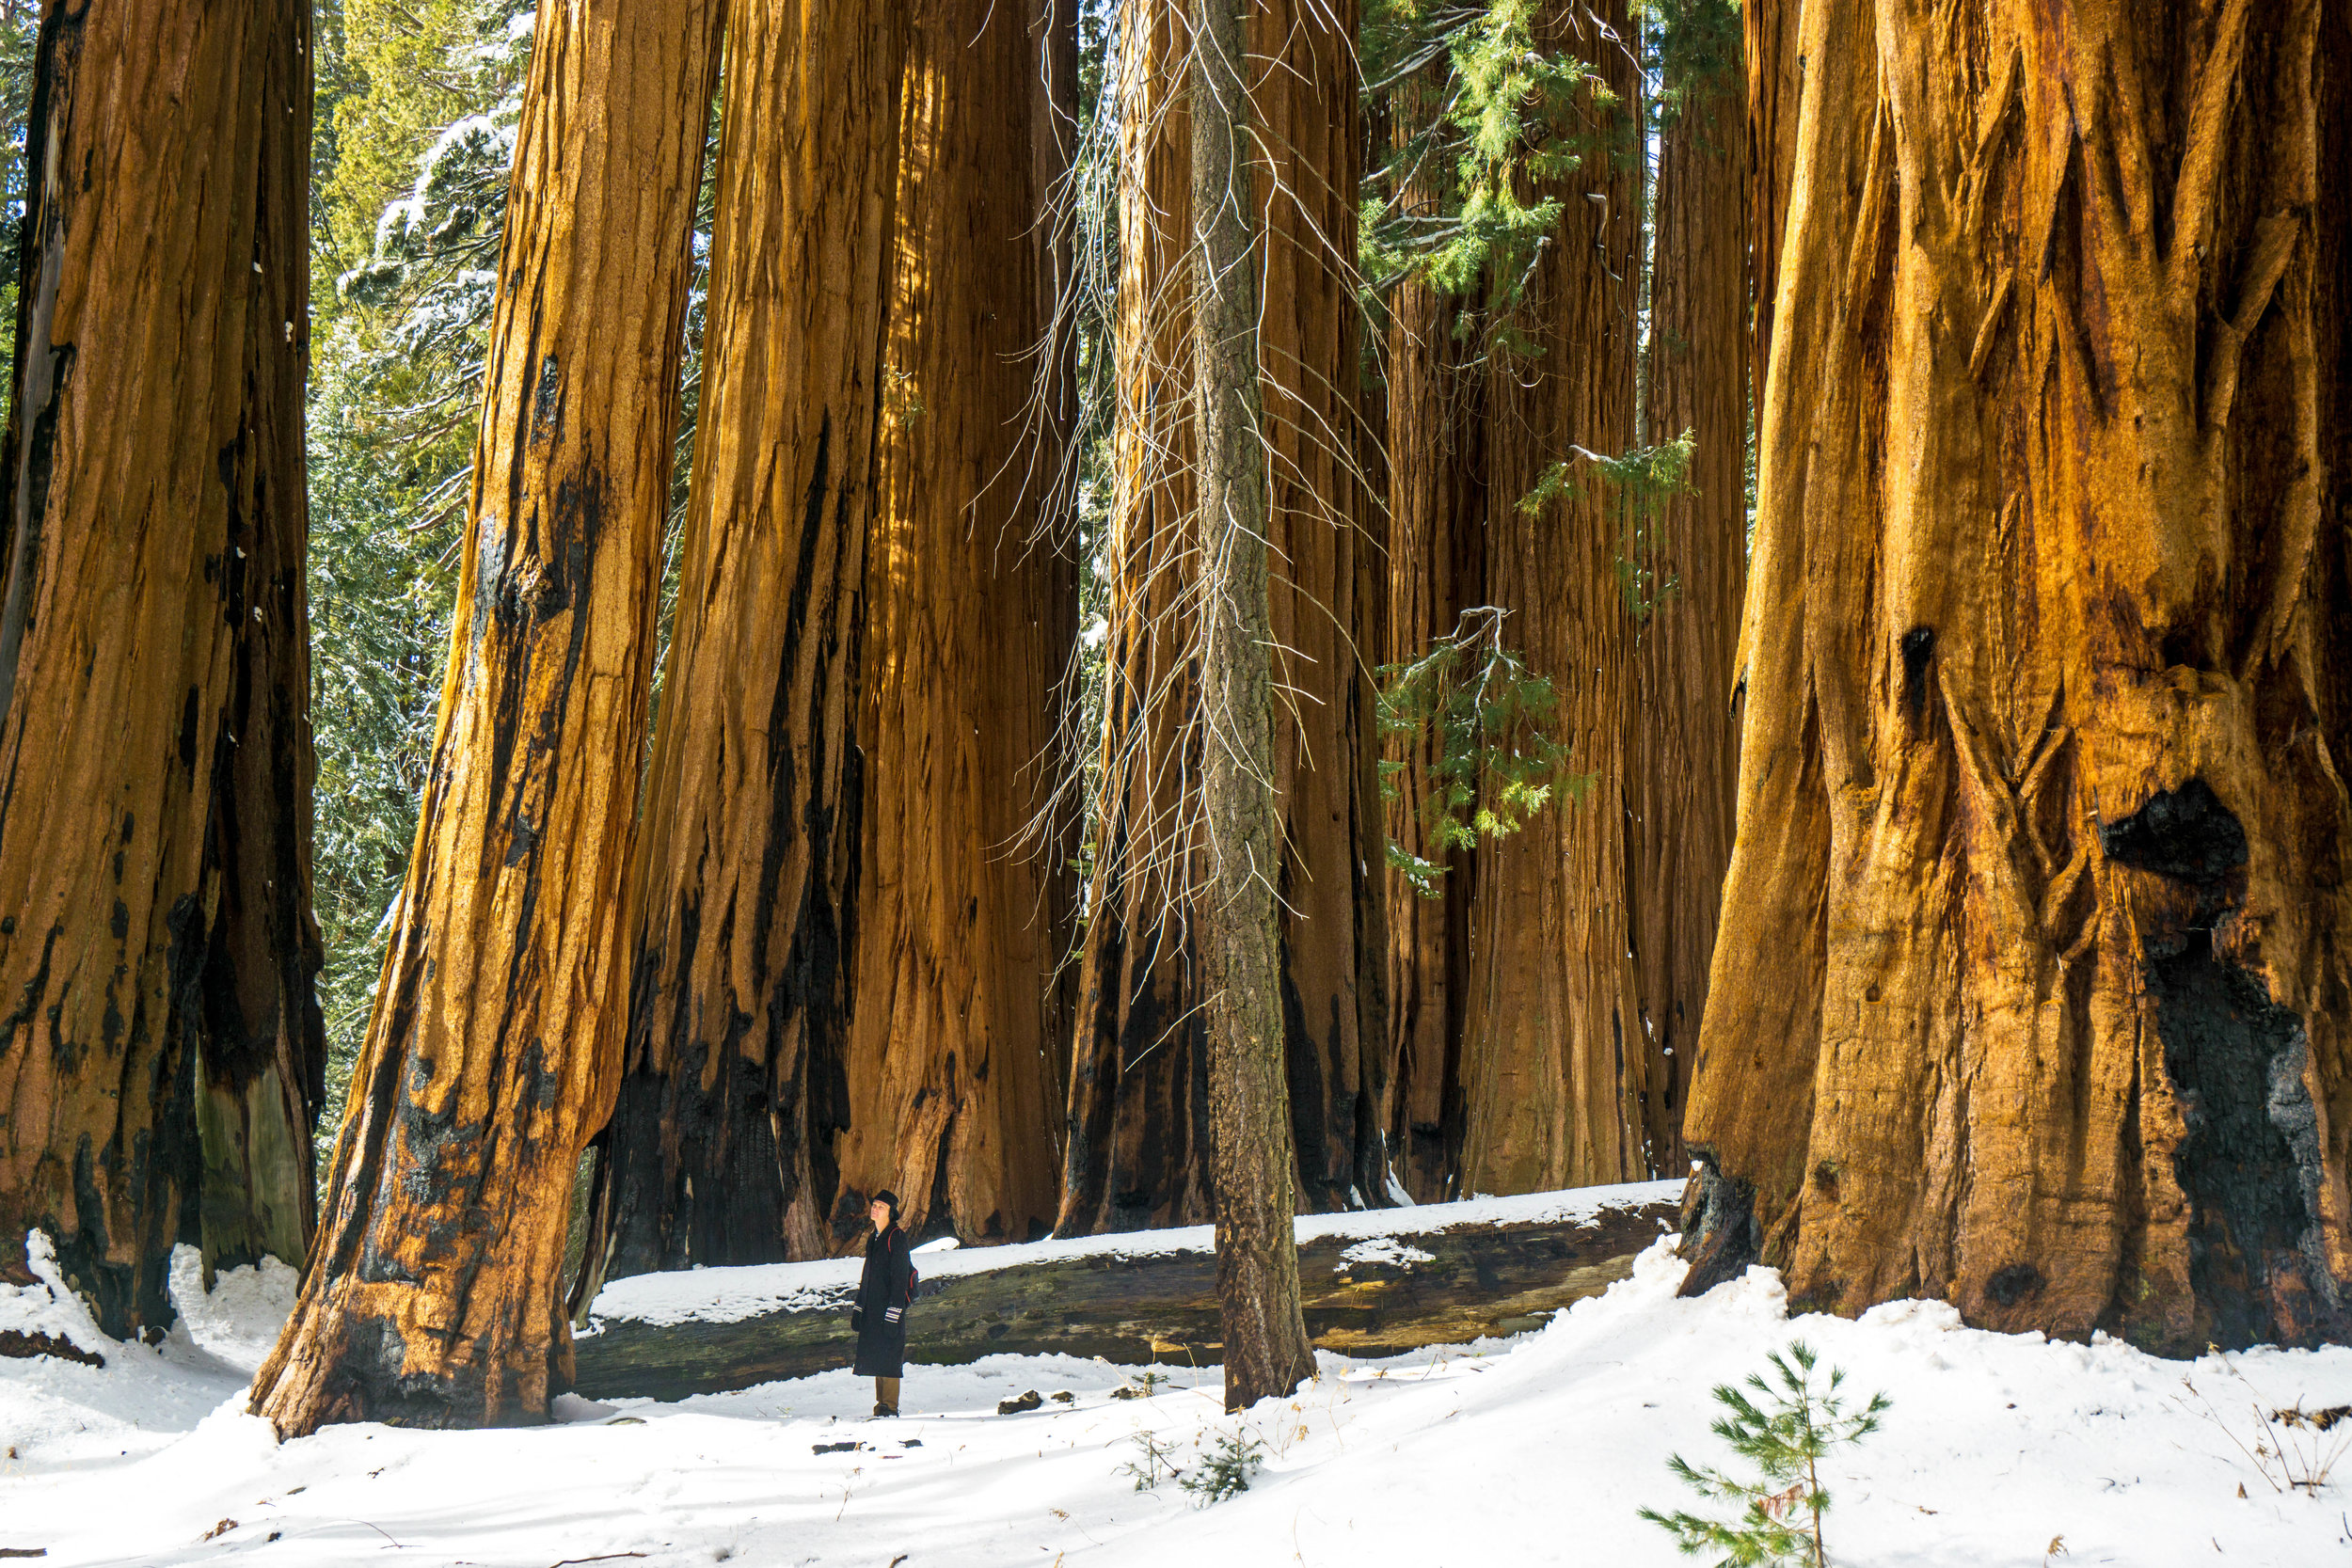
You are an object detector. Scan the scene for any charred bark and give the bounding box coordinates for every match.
[1679,0,2352,1354]
[828,0,1076,1251]
[249,0,723,1433]
[585,0,907,1276]
[1059,0,1385,1238]
[0,2,316,1338]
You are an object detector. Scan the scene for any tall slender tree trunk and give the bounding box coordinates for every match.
[586,0,906,1274]
[1629,18,1746,1177]
[1059,0,1384,1237]
[1450,0,1646,1196]
[1382,71,1488,1204]
[1191,0,1314,1411]
[827,0,1075,1249]
[1679,0,2352,1354]
[0,2,317,1338]
[249,0,722,1433]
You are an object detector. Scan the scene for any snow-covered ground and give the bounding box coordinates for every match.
[6,1205,2352,1566]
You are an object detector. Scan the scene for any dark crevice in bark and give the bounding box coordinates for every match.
[1675,1150,1759,1298]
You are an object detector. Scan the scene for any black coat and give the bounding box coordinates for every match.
[851,1225,914,1378]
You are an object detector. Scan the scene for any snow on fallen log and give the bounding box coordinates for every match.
[571,1180,1682,1402]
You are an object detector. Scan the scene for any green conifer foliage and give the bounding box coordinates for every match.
[1640,1341,1893,1568]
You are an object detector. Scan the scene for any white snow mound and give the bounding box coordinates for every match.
[6,1202,2351,1566]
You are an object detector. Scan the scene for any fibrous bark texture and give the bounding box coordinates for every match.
[1381,69,1487,1203]
[1629,41,1747,1177]
[1380,2,1648,1200]
[1188,0,1315,1411]
[587,0,907,1275]
[250,0,722,1433]
[195,0,326,1283]
[1060,0,1387,1237]
[1744,0,1802,407]
[0,1,319,1338]
[829,0,1075,1250]
[1679,0,2352,1354]
[1456,0,1645,1196]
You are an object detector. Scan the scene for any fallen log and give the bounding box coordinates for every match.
[572,1182,1680,1402]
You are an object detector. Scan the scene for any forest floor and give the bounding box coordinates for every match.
[6,1193,2352,1567]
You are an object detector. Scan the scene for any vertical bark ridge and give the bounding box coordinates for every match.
[591,0,908,1273]
[830,0,1076,1250]
[196,0,326,1279]
[249,0,722,1433]
[0,2,312,1338]
[1381,68,1488,1203]
[1451,0,1647,1196]
[1681,0,2352,1353]
[1057,0,1384,1235]
[1630,31,1746,1179]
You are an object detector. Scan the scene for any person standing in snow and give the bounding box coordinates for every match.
[851,1190,914,1417]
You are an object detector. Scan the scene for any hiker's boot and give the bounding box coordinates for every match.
[873,1402,896,1419]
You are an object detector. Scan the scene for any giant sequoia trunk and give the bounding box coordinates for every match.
[1381,70,1488,1204]
[828,0,1075,1249]
[1678,0,2352,1354]
[194,0,326,1280]
[1629,22,1746,1176]
[0,2,318,1338]
[1060,0,1386,1237]
[249,0,722,1433]
[1379,2,1648,1200]
[585,0,906,1275]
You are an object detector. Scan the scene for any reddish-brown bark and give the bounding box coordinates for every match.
[250,0,723,1432]
[829,0,1076,1249]
[0,2,319,1336]
[586,0,908,1274]
[1630,33,1747,1177]
[1679,0,2352,1354]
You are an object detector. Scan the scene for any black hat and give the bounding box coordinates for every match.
[871,1190,902,1222]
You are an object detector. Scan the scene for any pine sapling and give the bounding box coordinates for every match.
[1638,1340,1891,1567]
[1180,1429,1265,1507]
[1118,1430,1183,1492]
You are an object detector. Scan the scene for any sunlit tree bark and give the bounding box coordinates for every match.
[587,0,907,1272]
[828,0,1076,1248]
[0,1,317,1338]
[1679,0,2352,1353]
[249,0,722,1432]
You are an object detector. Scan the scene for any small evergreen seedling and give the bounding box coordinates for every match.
[1117,1431,1182,1492]
[1179,1430,1264,1507]
[1639,1340,1890,1567]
